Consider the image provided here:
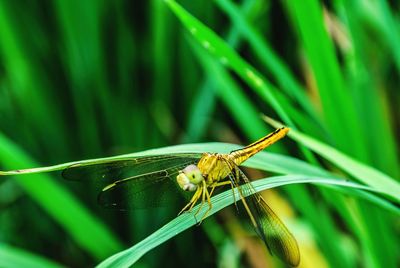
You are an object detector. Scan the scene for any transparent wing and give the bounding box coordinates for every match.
[233,166,300,267]
[62,153,201,182]
[62,153,201,209]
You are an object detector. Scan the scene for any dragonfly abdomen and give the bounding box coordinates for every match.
[229,127,289,166]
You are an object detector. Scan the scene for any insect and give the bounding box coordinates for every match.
[62,127,300,266]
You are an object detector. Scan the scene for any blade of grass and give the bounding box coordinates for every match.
[1,142,319,177]
[0,132,123,260]
[0,2,70,159]
[184,78,217,142]
[284,3,399,267]
[356,0,400,72]
[334,0,400,179]
[264,116,400,203]
[164,0,294,127]
[215,0,319,124]
[3,136,399,204]
[188,38,271,142]
[165,0,318,164]
[3,137,397,267]
[284,0,368,162]
[96,175,380,268]
[2,140,396,215]
[0,244,65,268]
[185,0,259,142]
[268,105,399,267]
[54,0,107,155]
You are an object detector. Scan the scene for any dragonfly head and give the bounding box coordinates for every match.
[176,164,203,192]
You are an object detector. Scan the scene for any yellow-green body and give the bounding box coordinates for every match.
[176,127,290,213]
[195,127,289,187]
[175,127,299,267]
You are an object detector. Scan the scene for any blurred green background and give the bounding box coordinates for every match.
[0,0,399,267]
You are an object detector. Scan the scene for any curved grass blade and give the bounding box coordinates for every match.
[164,0,293,127]
[1,140,398,205]
[264,116,400,203]
[215,0,318,122]
[0,133,123,260]
[0,143,307,176]
[0,243,65,268]
[96,175,383,268]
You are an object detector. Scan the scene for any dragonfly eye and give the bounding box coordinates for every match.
[182,164,203,184]
[176,172,197,191]
[176,164,203,192]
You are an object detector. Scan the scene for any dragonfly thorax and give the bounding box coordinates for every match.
[176,164,204,192]
[197,153,233,182]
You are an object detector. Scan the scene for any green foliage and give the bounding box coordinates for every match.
[0,244,64,268]
[0,0,398,267]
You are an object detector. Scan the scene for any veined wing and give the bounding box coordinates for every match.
[234,167,300,267]
[62,153,201,209]
[62,153,201,182]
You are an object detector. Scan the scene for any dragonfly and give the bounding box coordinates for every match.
[62,127,300,266]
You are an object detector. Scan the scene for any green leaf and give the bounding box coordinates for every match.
[0,133,123,260]
[0,244,65,268]
[215,0,318,122]
[2,138,398,205]
[164,0,294,127]
[96,175,381,268]
[284,0,366,160]
[263,116,400,203]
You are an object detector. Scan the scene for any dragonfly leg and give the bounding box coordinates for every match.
[209,180,234,197]
[209,185,216,197]
[233,166,258,227]
[178,187,202,215]
[194,186,205,217]
[209,180,237,209]
[198,180,236,223]
[228,179,239,213]
[221,158,240,212]
[198,185,212,222]
[187,186,204,212]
